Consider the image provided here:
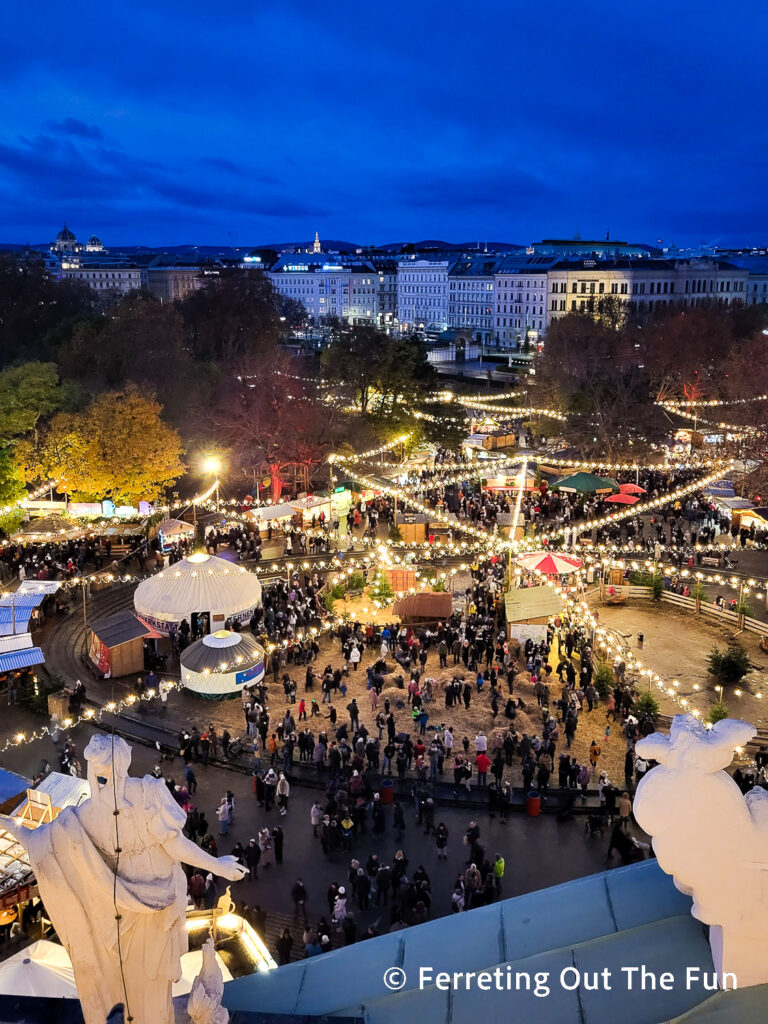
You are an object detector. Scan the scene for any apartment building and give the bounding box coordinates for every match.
[269,254,379,323]
[396,259,451,332]
[447,256,497,343]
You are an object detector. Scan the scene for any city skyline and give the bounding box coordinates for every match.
[1,0,766,247]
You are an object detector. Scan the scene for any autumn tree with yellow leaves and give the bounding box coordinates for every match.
[16,387,185,505]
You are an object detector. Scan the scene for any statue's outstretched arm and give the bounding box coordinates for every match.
[164,832,247,883]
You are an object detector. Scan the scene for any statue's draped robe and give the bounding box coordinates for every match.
[22,776,188,1024]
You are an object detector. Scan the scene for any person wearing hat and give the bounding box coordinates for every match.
[332,887,347,923]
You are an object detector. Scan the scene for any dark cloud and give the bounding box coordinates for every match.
[0,129,323,229]
[0,1,764,244]
[397,168,560,212]
[198,157,244,176]
[45,118,104,141]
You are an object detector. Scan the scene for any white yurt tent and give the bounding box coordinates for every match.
[134,553,261,636]
[181,629,266,699]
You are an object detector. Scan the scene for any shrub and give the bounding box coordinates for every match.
[633,691,660,722]
[322,592,336,614]
[370,571,394,603]
[593,661,615,699]
[388,524,403,542]
[627,569,664,600]
[348,571,366,591]
[708,639,750,684]
[432,578,446,592]
[708,699,730,725]
[691,581,707,605]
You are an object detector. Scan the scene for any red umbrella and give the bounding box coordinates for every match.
[516,551,583,574]
[604,493,639,504]
[619,483,646,495]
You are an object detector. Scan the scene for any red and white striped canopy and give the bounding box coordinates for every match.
[516,551,583,574]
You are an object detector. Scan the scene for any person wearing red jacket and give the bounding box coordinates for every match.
[476,751,491,786]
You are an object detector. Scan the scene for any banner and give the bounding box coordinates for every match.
[88,630,111,674]
[507,623,547,644]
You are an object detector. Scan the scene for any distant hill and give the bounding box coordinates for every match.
[369,240,524,253]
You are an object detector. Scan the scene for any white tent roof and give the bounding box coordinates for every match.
[134,553,261,624]
[157,517,195,537]
[248,502,298,522]
[0,939,231,1000]
[0,940,77,998]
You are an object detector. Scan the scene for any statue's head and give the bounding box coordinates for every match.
[84,734,132,797]
[637,714,755,773]
[635,713,756,841]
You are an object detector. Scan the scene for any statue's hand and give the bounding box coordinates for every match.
[215,855,248,882]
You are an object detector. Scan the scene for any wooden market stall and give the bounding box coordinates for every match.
[88,610,161,678]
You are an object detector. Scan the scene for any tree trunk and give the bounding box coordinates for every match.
[270,464,283,502]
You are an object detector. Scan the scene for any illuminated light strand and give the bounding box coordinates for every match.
[660,394,768,409]
[334,433,413,466]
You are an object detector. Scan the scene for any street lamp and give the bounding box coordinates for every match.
[203,456,221,510]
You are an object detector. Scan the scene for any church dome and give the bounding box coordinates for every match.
[56,224,77,243]
[87,234,102,247]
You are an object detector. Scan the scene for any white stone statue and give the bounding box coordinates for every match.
[634,713,768,987]
[0,734,246,1024]
[187,936,228,1024]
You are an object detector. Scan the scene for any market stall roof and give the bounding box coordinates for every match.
[393,592,452,621]
[0,646,45,672]
[90,610,160,647]
[156,517,195,537]
[13,516,70,537]
[553,472,618,493]
[0,769,30,809]
[619,483,646,495]
[505,586,564,622]
[0,771,88,904]
[134,553,262,625]
[16,580,62,596]
[247,502,298,522]
[13,772,90,814]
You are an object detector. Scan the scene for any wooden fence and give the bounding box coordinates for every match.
[604,585,766,638]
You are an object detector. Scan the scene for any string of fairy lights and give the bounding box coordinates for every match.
[8,372,768,759]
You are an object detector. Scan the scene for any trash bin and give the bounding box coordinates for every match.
[380,778,394,805]
[526,789,541,817]
[637,632,644,647]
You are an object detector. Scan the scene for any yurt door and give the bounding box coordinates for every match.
[192,611,211,638]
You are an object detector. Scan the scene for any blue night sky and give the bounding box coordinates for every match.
[1,0,765,247]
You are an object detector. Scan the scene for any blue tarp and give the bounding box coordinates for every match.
[0,767,31,805]
[0,647,45,671]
